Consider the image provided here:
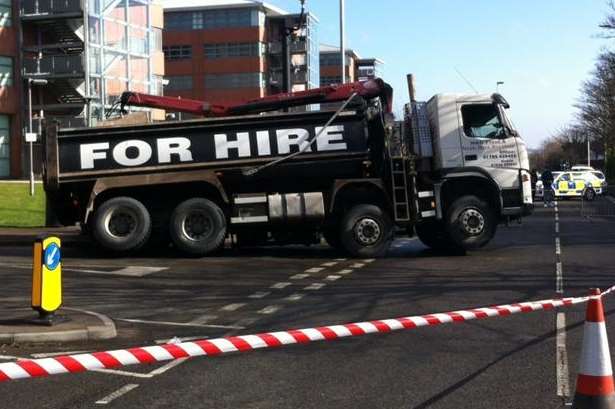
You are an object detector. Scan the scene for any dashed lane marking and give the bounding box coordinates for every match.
[116,318,245,330]
[258,305,282,315]
[320,261,338,267]
[187,314,218,325]
[350,263,365,269]
[285,293,305,302]
[325,275,342,281]
[248,291,271,299]
[270,282,292,289]
[556,263,564,294]
[220,303,247,312]
[363,259,376,263]
[290,273,310,280]
[305,267,324,273]
[556,312,571,398]
[304,283,326,290]
[95,384,140,405]
[555,238,561,256]
[334,258,347,262]
[337,269,353,275]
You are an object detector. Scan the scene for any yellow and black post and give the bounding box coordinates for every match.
[31,236,63,325]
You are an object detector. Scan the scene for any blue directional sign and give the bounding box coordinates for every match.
[44,242,61,271]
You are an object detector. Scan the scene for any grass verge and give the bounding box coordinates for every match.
[0,182,46,227]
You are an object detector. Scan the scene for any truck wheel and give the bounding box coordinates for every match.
[340,205,392,258]
[446,195,496,250]
[92,197,152,253]
[415,220,455,251]
[169,198,226,256]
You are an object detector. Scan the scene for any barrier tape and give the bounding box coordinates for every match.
[1,287,613,383]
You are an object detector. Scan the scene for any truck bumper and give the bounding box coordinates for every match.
[501,203,534,218]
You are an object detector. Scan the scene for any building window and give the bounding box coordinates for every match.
[204,73,262,89]
[165,9,256,31]
[165,75,193,91]
[461,104,504,139]
[0,0,11,27]
[163,45,192,60]
[0,56,13,86]
[320,76,342,86]
[203,43,260,59]
[0,114,9,177]
[320,53,342,66]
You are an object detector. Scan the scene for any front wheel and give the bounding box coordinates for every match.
[339,204,392,258]
[446,196,496,250]
[415,219,455,251]
[169,198,227,256]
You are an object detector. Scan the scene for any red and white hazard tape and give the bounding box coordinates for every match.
[1,287,613,383]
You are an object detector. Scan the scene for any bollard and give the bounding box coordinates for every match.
[31,236,64,325]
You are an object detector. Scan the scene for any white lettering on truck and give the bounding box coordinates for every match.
[78,126,348,170]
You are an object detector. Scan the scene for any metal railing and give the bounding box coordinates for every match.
[23,55,84,76]
[21,0,82,16]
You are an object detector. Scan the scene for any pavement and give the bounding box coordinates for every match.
[0,199,613,408]
[0,226,83,247]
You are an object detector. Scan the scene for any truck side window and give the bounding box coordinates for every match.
[461,104,504,139]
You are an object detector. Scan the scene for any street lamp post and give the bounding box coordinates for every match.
[340,0,346,83]
[27,78,48,197]
[496,81,504,92]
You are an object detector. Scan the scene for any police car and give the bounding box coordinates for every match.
[552,171,606,201]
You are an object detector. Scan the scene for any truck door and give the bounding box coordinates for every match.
[457,102,522,207]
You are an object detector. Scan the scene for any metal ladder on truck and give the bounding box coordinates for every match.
[387,123,411,222]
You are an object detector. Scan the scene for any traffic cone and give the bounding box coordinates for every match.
[573,288,615,408]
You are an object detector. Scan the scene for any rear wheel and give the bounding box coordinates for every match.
[446,195,496,250]
[415,219,455,251]
[339,204,392,258]
[169,198,227,256]
[92,197,152,253]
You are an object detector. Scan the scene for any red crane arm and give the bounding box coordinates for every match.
[119,78,393,118]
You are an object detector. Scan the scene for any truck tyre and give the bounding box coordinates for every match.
[446,195,496,250]
[92,197,152,253]
[339,204,392,258]
[169,198,226,256]
[415,220,455,251]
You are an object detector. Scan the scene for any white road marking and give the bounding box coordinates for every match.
[258,305,282,315]
[95,384,139,405]
[270,282,292,289]
[305,267,324,273]
[304,283,326,290]
[220,303,246,312]
[556,312,571,398]
[31,350,89,358]
[362,259,376,263]
[155,336,209,345]
[555,223,559,234]
[325,275,341,281]
[187,314,218,325]
[116,318,244,330]
[350,263,365,269]
[320,262,338,267]
[285,293,305,302]
[248,291,271,299]
[67,266,167,277]
[556,262,564,294]
[555,238,561,256]
[290,273,310,280]
[334,258,347,262]
[93,358,188,379]
[337,269,353,275]
[0,355,24,360]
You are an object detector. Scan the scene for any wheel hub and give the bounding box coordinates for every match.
[106,208,138,238]
[459,208,485,236]
[182,211,213,241]
[354,218,382,246]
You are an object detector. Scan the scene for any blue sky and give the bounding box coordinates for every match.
[271,0,611,148]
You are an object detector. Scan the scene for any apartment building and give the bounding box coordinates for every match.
[319,44,383,86]
[162,0,319,109]
[0,0,20,178]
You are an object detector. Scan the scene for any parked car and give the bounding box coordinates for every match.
[552,171,606,201]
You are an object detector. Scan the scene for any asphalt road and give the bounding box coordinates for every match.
[1,198,614,408]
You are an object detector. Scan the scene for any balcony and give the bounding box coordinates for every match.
[289,41,307,54]
[21,0,83,20]
[23,55,84,78]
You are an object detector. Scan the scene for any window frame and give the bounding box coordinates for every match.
[460,103,506,139]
